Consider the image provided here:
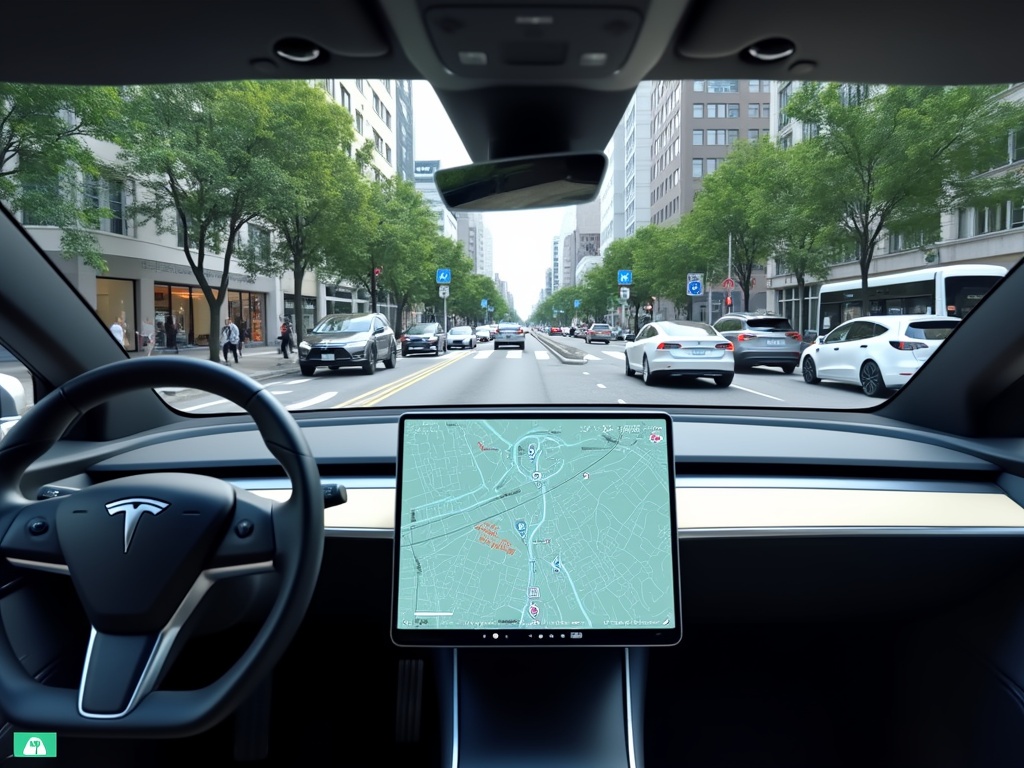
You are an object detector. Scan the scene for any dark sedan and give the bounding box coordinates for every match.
[401,322,447,356]
[297,312,397,376]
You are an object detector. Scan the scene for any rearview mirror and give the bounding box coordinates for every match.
[434,153,606,212]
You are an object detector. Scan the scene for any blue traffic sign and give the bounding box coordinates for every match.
[687,280,703,296]
[574,299,581,308]
[481,298,488,308]
[617,270,633,285]
[436,268,451,284]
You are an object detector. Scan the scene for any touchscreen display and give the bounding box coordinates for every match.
[392,412,680,647]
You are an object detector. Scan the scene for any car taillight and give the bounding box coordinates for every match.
[785,331,802,342]
[736,333,756,342]
[890,341,927,351]
[715,342,734,351]
[656,342,681,349]
[517,328,524,334]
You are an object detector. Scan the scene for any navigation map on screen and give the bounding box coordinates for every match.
[392,413,680,646]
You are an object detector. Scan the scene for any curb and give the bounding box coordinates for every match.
[529,332,587,365]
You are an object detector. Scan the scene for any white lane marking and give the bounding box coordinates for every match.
[584,354,600,360]
[289,392,339,409]
[582,371,590,375]
[181,399,228,412]
[617,399,627,404]
[534,351,550,360]
[268,390,293,395]
[506,350,523,359]
[597,384,607,389]
[731,384,785,402]
[474,350,495,359]
[283,378,311,384]
[603,351,626,360]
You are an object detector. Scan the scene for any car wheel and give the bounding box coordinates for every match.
[299,362,315,377]
[401,345,408,357]
[362,347,376,375]
[384,344,397,369]
[715,374,734,388]
[802,357,820,384]
[625,355,635,377]
[860,360,889,397]
[0,357,323,733]
[781,364,796,375]
[519,343,525,351]
[642,356,656,386]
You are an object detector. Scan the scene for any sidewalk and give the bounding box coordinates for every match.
[130,344,299,383]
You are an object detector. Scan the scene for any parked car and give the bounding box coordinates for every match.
[493,322,526,350]
[585,323,613,344]
[297,312,397,376]
[713,313,803,373]
[624,321,735,387]
[447,325,477,350]
[474,325,492,342]
[549,326,563,336]
[800,315,960,397]
[401,322,447,356]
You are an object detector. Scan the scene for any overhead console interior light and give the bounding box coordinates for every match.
[274,38,322,64]
[745,37,796,62]
[424,6,642,78]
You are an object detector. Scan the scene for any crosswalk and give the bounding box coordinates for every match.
[463,349,622,361]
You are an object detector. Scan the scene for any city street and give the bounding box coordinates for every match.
[137,331,876,414]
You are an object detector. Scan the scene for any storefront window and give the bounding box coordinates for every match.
[96,277,137,351]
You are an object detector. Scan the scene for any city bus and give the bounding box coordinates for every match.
[817,264,1008,333]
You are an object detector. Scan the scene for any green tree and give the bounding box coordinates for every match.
[117,81,293,361]
[0,83,122,270]
[771,140,845,334]
[684,138,784,312]
[786,83,1024,312]
[234,83,371,345]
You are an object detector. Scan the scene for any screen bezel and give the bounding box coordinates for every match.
[391,410,681,647]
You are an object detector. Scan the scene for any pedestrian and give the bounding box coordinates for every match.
[109,317,125,348]
[279,316,292,359]
[221,318,239,364]
[166,315,179,353]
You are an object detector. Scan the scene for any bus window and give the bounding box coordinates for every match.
[945,275,1003,318]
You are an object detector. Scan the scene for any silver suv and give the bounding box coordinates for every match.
[713,313,803,374]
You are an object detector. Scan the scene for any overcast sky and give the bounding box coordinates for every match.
[412,81,568,318]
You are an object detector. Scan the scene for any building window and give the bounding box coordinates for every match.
[84,175,126,235]
[248,224,271,259]
[707,129,726,145]
[692,129,704,145]
[779,133,793,150]
[748,103,761,118]
[749,80,765,93]
[706,158,722,174]
[727,129,739,145]
[693,80,705,92]
[373,92,382,117]
[727,103,740,118]
[373,130,384,155]
[1011,128,1024,164]
[778,83,792,129]
[355,110,363,135]
[693,103,704,118]
[340,87,351,110]
[385,108,392,130]
[385,145,392,164]
[748,128,760,141]
[692,158,703,178]
[1011,199,1023,228]
[707,80,739,93]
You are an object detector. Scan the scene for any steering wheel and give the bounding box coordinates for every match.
[0,357,324,736]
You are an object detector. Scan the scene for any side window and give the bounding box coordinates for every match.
[824,325,851,344]
[846,322,876,342]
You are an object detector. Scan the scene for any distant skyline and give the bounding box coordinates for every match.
[412,82,568,317]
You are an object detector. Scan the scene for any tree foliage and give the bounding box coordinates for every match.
[117,81,300,360]
[0,83,122,270]
[785,83,1024,310]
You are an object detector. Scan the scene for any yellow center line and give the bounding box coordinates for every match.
[333,353,468,408]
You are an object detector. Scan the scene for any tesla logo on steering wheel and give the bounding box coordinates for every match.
[105,498,170,553]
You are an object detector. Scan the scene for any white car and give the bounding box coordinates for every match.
[800,315,960,397]
[625,321,735,387]
[447,325,477,350]
[474,325,492,342]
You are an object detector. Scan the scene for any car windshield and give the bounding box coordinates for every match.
[312,316,370,333]
[1,78,1022,415]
